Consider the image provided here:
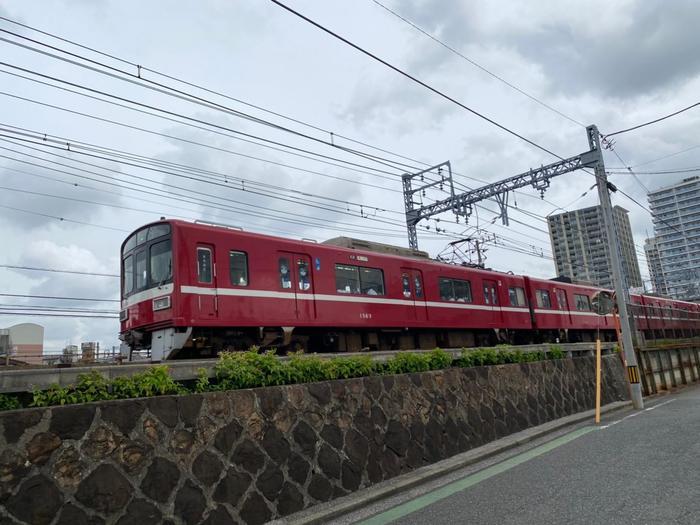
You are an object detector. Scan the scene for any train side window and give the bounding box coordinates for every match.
[298,259,311,291]
[229,251,248,286]
[135,250,147,290]
[279,258,292,289]
[574,294,591,311]
[335,264,360,294]
[439,278,472,302]
[360,267,384,295]
[508,286,526,307]
[197,248,213,284]
[123,255,134,295]
[535,289,552,308]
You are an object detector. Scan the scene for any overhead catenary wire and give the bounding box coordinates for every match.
[269,0,564,160]
[604,100,700,138]
[0,15,612,270]
[0,264,118,278]
[0,293,119,302]
[369,0,587,129]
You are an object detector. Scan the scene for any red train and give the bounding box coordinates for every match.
[119,220,700,360]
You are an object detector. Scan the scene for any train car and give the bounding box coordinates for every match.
[119,220,699,359]
[523,277,616,342]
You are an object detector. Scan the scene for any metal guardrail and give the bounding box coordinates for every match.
[636,341,700,396]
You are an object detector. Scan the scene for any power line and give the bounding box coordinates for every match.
[0,30,421,174]
[369,0,586,128]
[0,293,118,302]
[0,47,562,233]
[269,0,563,159]
[604,100,700,138]
[0,311,118,319]
[0,264,118,277]
[0,202,130,233]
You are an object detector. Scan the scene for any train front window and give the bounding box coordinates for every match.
[150,240,172,286]
[123,255,134,295]
[121,222,173,298]
[135,251,147,290]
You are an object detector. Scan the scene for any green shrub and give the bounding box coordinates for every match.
[195,368,211,393]
[0,393,21,411]
[328,356,375,379]
[286,352,332,384]
[383,352,432,375]
[214,350,288,390]
[548,345,565,360]
[112,366,184,399]
[427,348,453,369]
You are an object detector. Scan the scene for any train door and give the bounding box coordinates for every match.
[196,245,218,319]
[401,268,428,322]
[279,253,316,321]
[555,288,571,325]
[483,279,501,326]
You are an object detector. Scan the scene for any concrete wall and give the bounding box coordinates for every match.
[0,356,627,524]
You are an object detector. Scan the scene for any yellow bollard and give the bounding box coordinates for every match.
[595,339,601,425]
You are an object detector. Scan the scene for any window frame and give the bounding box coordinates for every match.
[149,239,172,287]
[574,293,591,311]
[279,257,292,290]
[197,247,213,284]
[335,264,385,296]
[508,286,527,307]
[438,277,473,303]
[123,254,134,296]
[535,289,552,309]
[229,250,249,287]
[135,250,148,292]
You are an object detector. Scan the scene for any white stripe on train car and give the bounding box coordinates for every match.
[122,283,174,309]
[123,285,691,322]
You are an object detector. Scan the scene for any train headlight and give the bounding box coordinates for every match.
[153,296,172,311]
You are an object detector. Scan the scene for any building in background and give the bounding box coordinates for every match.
[644,237,667,295]
[0,323,44,365]
[648,176,700,301]
[547,205,643,290]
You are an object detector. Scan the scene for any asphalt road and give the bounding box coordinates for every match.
[354,386,700,525]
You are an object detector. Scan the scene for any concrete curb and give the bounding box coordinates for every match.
[280,400,632,525]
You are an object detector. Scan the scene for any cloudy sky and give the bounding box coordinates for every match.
[1,0,700,354]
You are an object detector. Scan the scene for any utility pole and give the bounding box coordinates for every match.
[588,125,644,409]
[403,124,645,409]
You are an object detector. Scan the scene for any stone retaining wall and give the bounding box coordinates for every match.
[0,356,627,524]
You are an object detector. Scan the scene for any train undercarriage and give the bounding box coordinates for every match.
[120,324,634,361]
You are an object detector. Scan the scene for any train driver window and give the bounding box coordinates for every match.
[508,287,526,307]
[535,290,552,308]
[197,247,212,284]
[229,251,248,286]
[279,258,292,289]
[298,259,310,290]
[402,274,411,298]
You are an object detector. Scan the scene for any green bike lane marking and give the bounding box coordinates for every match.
[359,426,597,525]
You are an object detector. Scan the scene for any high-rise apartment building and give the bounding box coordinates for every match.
[644,237,667,295]
[547,205,643,289]
[647,176,700,301]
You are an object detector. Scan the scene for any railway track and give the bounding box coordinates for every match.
[0,342,617,394]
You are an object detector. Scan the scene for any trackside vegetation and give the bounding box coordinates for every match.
[0,346,567,411]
